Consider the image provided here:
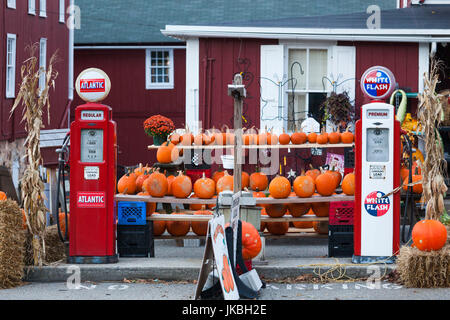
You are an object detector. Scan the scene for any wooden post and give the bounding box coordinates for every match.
[228,74,246,193]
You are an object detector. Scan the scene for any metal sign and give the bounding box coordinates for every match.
[360,66,396,100]
[75,68,111,103]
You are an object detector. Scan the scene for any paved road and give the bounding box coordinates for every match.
[0,281,449,300]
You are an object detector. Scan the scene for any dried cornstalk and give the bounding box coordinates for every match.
[417,59,447,220]
[10,44,58,266]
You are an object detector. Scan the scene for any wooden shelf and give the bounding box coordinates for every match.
[148,143,354,150]
[147,213,329,222]
[115,194,354,204]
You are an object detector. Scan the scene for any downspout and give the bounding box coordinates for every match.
[67,0,74,128]
[430,41,437,58]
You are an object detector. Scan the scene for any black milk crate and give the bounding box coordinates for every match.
[328,225,354,258]
[344,147,355,169]
[117,222,153,258]
[117,201,146,225]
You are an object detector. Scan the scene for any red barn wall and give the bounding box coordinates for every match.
[73,48,186,166]
[0,0,70,141]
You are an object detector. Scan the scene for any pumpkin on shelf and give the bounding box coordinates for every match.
[143,170,168,198]
[316,130,328,145]
[266,221,289,235]
[305,165,321,181]
[166,210,191,236]
[293,174,315,198]
[402,165,423,194]
[166,175,176,196]
[171,171,193,199]
[265,204,288,218]
[326,168,342,189]
[315,171,336,196]
[249,171,269,192]
[260,207,268,232]
[340,126,354,144]
[193,173,216,199]
[117,172,137,195]
[156,141,180,164]
[412,219,447,251]
[151,213,166,236]
[191,208,213,236]
[135,170,151,193]
[279,129,291,145]
[287,192,311,217]
[212,170,225,184]
[311,197,330,217]
[243,127,257,145]
[328,130,341,144]
[241,171,250,190]
[313,221,328,235]
[169,132,181,145]
[216,171,234,194]
[307,132,318,144]
[292,209,315,229]
[341,172,355,196]
[180,127,195,146]
[268,176,291,199]
[291,127,308,145]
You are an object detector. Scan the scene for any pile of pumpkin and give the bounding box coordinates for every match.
[117,164,355,236]
[165,126,354,147]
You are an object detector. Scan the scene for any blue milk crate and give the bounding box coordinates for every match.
[117,201,147,225]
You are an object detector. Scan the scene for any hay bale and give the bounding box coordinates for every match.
[397,245,450,288]
[0,199,26,289]
[24,225,66,265]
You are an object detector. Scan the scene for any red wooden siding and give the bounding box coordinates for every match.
[199,38,277,131]
[73,48,186,166]
[0,0,70,141]
[350,41,419,117]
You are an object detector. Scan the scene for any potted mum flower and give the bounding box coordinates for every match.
[143,115,175,146]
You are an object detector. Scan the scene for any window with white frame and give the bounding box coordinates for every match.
[39,0,46,17]
[59,0,65,23]
[39,38,47,92]
[286,48,329,131]
[29,0,36,14]
[6,34,17,98]
[146,49,174,89]
[7,0,16,9]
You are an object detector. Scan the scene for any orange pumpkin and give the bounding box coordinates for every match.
[293,175,315,198]
[266,131,278,145]
[191,210,213,236]
[291,128,307,145]
[212,171,225,184]
[315,172,336,196]
[137,191,156,216]
[171,171,193,198]
[412,219,447,251]
[260,208,268,231]
[266,221,289,235]
[240,221,262,260]
[193,173,216,199]
[135,171,151,193]
[327,169,342,188]
[143,170,168,197]
[403,175,423,194]
[117,172,137,194]
[307,132,318,143]
[166,175,176,196]
[268,176,291,199]
[249,171,269,192]
[305,166,321,181]
[169,132,181,145]
[151,213,166,236]
[0,191,6,201]
[166,211,190,236]
[287,192,311,217]
[313,221,328,235]
[316,131,328,145]
[216,171,234,194]
[279,129,291,145]
[180,130,194,146]
[292,209,314,229]
[328,131,341,144]
[241,172,250,190]
[341,126,354,144]
[341,173,355,196]
[311,200,330,217]
[265,204,288,218]
[157,141,179,164]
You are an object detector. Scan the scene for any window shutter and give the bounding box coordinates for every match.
[330,45,356,104]
[260,45,285,133]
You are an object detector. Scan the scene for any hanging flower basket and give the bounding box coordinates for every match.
[143,115,175,146]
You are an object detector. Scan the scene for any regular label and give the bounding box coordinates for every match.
[84,166,100,180]
[369,165,386,179]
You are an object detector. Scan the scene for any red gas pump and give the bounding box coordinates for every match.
[68,68,118,264]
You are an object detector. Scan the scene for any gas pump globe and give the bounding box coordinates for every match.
[68,68,118,264]
[353,66,401,263]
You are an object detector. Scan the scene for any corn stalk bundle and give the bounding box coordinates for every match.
[10,44,58,266]
[417,59,447,220]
